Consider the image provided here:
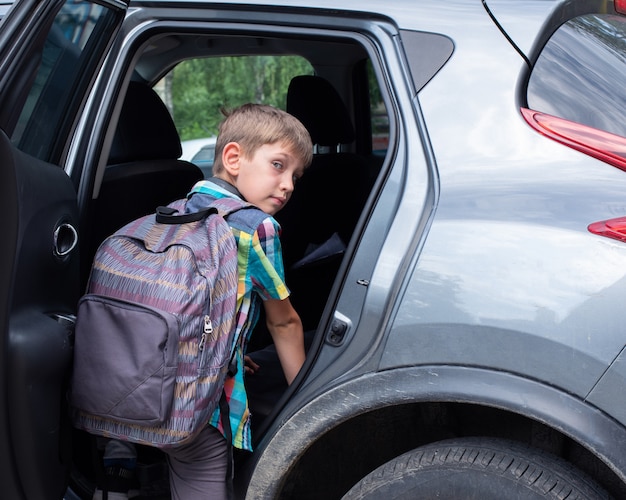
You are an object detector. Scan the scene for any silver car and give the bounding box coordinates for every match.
[2,0,626,498]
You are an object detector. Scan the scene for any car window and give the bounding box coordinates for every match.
[10,0,120,162]
[368,59,389,157]
[527,14,626,138]
[157,54,390,162]
[156,55,314,143]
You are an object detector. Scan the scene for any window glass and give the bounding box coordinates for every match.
[368,59,388,156]
[156,55,314,143]
[527,14,626,138]
[12,0,119,161]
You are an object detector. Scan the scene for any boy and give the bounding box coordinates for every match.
[96,103,312,500]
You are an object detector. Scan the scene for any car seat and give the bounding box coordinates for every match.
[85,81,203,283]
[246,76,377,427]
[276,75,374,330]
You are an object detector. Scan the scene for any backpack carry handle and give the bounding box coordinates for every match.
[156,206,217,225]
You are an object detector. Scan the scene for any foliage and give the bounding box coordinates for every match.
[165,56,314,141]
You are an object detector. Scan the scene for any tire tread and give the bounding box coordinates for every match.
[342,437,611,500]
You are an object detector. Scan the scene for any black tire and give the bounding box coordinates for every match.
[342,437,611,500]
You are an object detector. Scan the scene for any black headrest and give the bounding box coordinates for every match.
[108,81,182,164]
[286,75,355,147]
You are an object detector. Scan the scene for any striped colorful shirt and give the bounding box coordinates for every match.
[186,180,289,451]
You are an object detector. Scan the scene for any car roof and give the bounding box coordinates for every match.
[0,0,563,59]
[125,0,561,57]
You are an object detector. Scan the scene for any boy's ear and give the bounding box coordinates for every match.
[222,142,242,176]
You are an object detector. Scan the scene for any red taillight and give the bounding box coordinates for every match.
[589,217,626,243]
[617,0,626,15]
[521,108,626,172]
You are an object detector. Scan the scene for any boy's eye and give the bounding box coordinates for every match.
[272,161,283,169]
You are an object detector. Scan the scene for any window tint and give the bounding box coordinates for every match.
[368,60,388,156]
[11,0,119,161]
[527,14,626,138]
[156,56,314,142]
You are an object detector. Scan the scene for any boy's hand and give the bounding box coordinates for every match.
[244,355,260,375]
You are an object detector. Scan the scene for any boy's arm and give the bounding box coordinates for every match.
[263,297,305,385]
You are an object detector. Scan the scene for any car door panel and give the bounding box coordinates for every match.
[0,128,79,499]
[0,0,128,497]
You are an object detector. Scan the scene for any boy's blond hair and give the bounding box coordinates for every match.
[212,103,313,174]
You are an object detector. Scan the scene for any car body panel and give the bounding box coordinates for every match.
[245,365,626,498]
[392,0,626,403]
[482,0,563,56]
[381,0,626,398]
[588,348,626,424]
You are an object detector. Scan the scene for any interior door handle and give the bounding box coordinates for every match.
[53,222,78,258]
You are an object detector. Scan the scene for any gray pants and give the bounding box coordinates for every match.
[166,424,231,500]
[102,425,230,500]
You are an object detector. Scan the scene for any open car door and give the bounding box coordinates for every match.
[0,0,128,497]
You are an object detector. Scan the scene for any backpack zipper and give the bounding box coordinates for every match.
[199,314,213,352]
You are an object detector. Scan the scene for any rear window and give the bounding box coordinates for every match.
[157,55,314,142]
[527,14,626,138]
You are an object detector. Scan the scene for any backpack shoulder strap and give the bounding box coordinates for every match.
[208,196,251,218]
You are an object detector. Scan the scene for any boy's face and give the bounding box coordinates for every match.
[223,141,305,215]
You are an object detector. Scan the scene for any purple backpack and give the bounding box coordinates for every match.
[70,196,248,448]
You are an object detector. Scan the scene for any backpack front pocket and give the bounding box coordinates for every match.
[71,295,179,425]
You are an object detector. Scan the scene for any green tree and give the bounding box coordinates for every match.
[166,56,313,141]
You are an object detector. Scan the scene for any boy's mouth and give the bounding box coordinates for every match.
[271,196,287,207]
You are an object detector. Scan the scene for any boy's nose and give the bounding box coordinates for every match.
[280,174,294,193]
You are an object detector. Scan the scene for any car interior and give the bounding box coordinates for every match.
[86,81,204,280]
[73,27,389,495]
[85,30,388,335]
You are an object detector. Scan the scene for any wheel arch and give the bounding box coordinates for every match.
[243,365,626,499]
